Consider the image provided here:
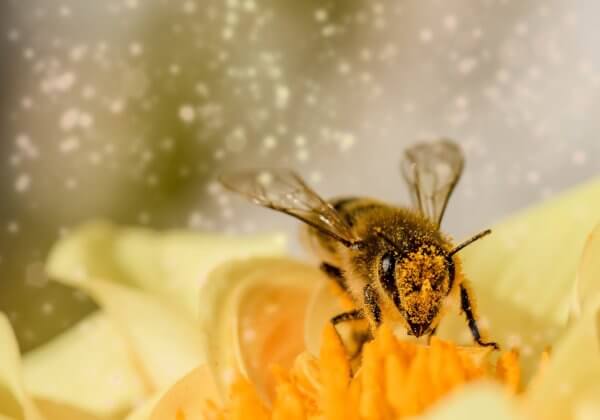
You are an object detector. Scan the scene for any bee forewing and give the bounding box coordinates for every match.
[400,140,464,226]
[219,168,358,246]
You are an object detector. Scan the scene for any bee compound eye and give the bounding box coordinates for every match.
[381,252,394,275]
[379,252,397,290]
[379,251,401,309]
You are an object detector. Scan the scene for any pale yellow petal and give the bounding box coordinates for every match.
[124,393,164,420]
[33,398,102,420]
[574,222,600,316]
[150,366,220,420]
[22,312,147,418]
[0,313,44,420]
[460,178,600,325]
[434,178,600,379]
[199,257,323,403]
[422,382,523,420]
[524,302,600,420]
[68,280,204,393]
[46,221,287,318]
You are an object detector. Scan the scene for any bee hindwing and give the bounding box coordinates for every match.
[400,140,464,226]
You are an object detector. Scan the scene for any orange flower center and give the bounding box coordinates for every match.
[202,324,522,420]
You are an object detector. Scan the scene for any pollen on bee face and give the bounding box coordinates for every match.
[395,245,449,326]
[397,246,448,295]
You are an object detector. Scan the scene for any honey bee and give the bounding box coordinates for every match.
[220,140,498,349]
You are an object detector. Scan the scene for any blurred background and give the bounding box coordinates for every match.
[1,0,598,352]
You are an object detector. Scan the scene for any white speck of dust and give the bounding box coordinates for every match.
[295,135,306,146]
[59,5,72,17]
[309,171,322,184]
[263,135,277,150]
[55,72,76,91]
[129,42,143,56]
[125,0,138,9]
[7,29,20,42]
[183,1,196,14]
[243,0,256,12]
[419,28,433,43]
[257,171,273,186]
[443,15,457,31]
[60,108,80,130]
[7,221,19,234]
[322,25,337,37]
[315,8,328,22]
[572,150,587,165]
[65,178,78,190]
[60,137,80,153]
[458,57,478,74]
[225,127,247,152]
[337,132,356,151]
[110,99,125,114]
[188,212,203,228]
[526,170,540,185]
[296,149,309,162]
[16,134,39,159]
[15,174,31,193]
[82,85,96,99]
[21,97,33,109]
[338,61,351,74]
[41,302,55,315]
[515,22,529,36]
[275,85,290,109]
[178,104,196,123]
[79,112,93,128]
[455,95,469,109]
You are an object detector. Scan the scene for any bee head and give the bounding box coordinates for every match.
[379,244,453,337]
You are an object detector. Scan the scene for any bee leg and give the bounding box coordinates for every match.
[427,327,437,344]
[330,310,366,358]
[460,284,499,349]
[349,329,372,361]
[330,310,371,371]
[331,309,364,326]
[320,263,350,295]
[363,283,382,326]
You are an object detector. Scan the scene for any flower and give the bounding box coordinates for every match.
[0,178,599,420]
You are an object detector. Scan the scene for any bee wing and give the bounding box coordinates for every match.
[219,169,359,246]
[400,140,464,226]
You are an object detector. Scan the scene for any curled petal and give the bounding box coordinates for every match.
[199,257,324,403]
[150,366,220,420]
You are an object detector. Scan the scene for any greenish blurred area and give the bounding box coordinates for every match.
[0,0,363,352]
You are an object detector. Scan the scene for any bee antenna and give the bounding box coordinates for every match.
[449,229,492,257]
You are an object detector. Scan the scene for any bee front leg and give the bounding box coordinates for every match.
[331,309,364,326]
[427,327,437,344]
[330,309,369,361]
[459,284,499,349]
[363,283,382,326]
[320,262,350,295]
